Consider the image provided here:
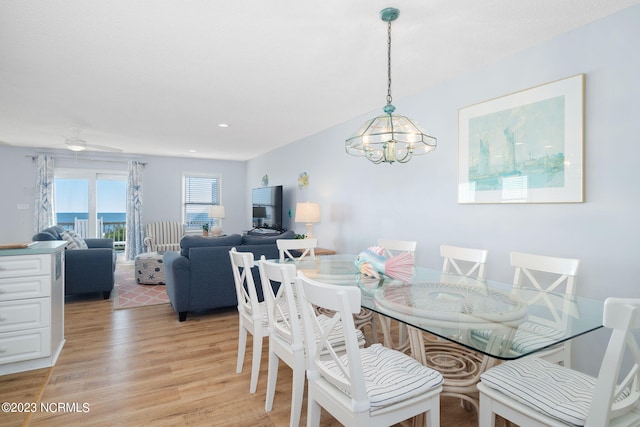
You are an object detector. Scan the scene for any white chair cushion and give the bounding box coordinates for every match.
[321,343,443,412]
[471,321,565,354]
[480,357,595,425]
[273,312,365,348]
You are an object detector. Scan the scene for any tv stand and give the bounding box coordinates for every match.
[247,228,287,235]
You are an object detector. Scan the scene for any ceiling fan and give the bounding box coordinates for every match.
[64,136,123,153]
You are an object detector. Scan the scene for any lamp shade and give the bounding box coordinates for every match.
[208,205,226,219]
[295,202,320,223]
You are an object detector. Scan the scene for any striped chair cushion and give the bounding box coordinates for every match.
[480,357,595,425]
[320,343,443,412]
[273,312,366,349]
[471,321,565,354]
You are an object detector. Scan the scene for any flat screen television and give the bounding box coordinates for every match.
[251,185,283,230]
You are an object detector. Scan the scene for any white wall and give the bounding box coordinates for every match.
[247,6,640,374]
[0,147,248,241]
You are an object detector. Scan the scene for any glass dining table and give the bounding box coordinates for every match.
[274,254,604,361]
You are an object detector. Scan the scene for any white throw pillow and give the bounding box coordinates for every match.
[61,230,88,250]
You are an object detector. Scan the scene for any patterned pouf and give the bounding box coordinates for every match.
[134,252,166,285]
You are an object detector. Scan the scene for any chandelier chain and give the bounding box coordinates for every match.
[386,19,393,106]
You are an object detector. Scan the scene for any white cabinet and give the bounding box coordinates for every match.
[0,241,65,375]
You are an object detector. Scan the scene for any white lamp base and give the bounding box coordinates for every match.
[211,225,223,237]
[305,223,314,239]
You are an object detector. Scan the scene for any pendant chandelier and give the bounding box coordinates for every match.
[345,7,436,164]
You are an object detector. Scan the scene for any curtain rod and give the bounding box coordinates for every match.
[27,154,147,166]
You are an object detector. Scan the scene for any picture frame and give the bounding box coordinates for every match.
[458,74,584,204]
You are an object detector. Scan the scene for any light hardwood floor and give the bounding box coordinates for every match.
[1,283,479,426]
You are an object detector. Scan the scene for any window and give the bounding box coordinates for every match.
[54,169,127,240]
[183,174,221,231]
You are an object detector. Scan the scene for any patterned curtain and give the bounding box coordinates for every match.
[125,161,144,260]
[34,155,55,232]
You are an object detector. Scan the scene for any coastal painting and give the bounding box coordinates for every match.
[458,75,584,204]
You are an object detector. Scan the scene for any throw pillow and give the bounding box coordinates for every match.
[60,230,88,250]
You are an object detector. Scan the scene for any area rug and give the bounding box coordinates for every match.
[113,263,170,309]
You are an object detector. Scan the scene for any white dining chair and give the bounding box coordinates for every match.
[441,244,489,280]
[229,248,269,394]
[259,257,366,427]
[477,297,640,427]
[375,238,418,351]
[276,238,317,261]
[407,244,490,413]
[296,271,443,427]
[378,238,417,261]
[509,251,580,367]
[258,258,305,427]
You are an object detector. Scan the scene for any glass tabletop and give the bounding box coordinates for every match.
[275,254,604,360]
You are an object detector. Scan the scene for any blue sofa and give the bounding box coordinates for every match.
[163,230,295,321]
[32,225,116,299]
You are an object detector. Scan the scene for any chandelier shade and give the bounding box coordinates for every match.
[345,7,436,164]
[345,111,436,164]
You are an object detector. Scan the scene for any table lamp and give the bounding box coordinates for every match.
[295,202,320,238]
[208,205,226,237]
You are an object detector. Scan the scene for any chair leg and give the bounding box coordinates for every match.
[478,392,497,427]
[290,359,305,427]
[424,401,440,427]
[249,331,262,393]
[236,323,247,374]
[307,393,321,427]
[265,349,279,411]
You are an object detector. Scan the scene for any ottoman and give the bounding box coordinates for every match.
[135,251,166,285]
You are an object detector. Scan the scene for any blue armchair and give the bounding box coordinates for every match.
[33,225,116,299]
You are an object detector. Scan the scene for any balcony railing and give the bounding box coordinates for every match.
[58,221,126,249]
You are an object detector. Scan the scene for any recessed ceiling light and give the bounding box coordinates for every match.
[218,123,229,128]
[188,149,197,153]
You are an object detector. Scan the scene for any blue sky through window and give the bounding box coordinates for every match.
[55,179,126,213]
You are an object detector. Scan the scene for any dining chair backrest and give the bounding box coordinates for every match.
[511,251,580,296]
[478,298,640,426]
[229,248,262,325]
[296,271,365,401]
[277,238,317,261]
[510,251,580,366]
[589,297,640,424]
[440,244,489,280]
[378,238,417,261]
[258,257,300,348]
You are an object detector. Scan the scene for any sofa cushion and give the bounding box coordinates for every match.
[180,234,243,257]
[241,229,295,245]
[32,225,66,241]
[60,230,89,250]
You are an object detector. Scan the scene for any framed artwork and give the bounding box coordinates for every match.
[458,74,584,204]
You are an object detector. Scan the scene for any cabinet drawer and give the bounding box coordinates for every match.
[0,255,51,279]
[0,299,51,333]
[0,327,51,364]
[0,276,51,301]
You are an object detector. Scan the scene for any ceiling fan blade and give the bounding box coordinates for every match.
[85,143,123,152]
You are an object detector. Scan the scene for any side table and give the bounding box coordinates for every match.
[315,248,336,256]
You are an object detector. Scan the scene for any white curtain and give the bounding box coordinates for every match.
[34,155,55,232]
[125,161,144,260]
